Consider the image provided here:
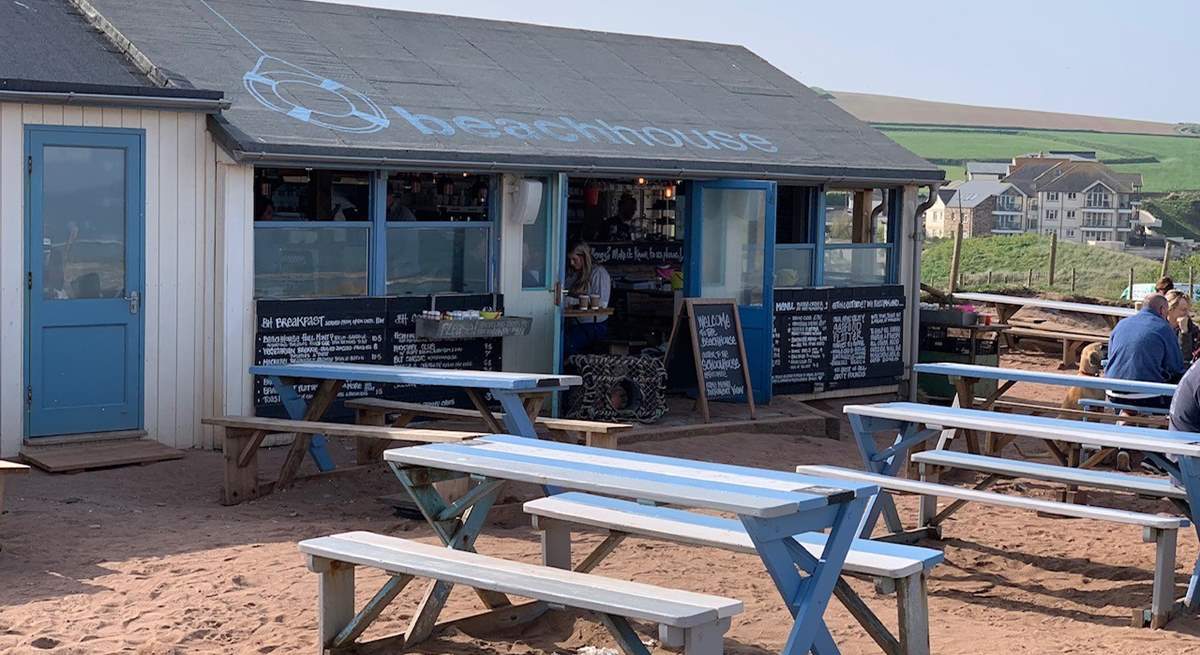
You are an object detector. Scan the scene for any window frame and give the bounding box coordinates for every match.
[253,167,499,300]
[815,186,901,287]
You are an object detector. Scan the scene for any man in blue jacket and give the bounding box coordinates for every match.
[1106,294,1187,405]
[1105,294,1186,471]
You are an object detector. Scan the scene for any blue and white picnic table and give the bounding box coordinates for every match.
[953,292,1136,328]
[250,362,580,472]
[840,401,1200,615]
[384,434,878,655]
[913,362,1176,456]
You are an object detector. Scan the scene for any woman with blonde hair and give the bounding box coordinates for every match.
[1166,289,1200,362]
[563,241,611,357]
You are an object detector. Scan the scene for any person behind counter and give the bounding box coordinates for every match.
[564,242,611,357]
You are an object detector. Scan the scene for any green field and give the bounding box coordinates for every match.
[880,126,1200,193]
[922,234,1163,300]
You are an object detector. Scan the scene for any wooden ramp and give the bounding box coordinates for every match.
[21,439,183,473]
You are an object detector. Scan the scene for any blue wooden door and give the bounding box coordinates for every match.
[685,180,777,404]
[26,127,144,437]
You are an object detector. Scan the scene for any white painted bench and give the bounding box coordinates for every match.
[799,464,1189,629]
[1,460,30,552]
[201,416,483,505]
[526,492,942,655]
[299,531,742,655]
[1077,398,1171,416]
[346,397,632,449]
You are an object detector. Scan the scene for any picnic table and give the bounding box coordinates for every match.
[835,401,1200,627]
[384,434,877,655]
[913,362,1175,458]
[953,292,1135,328]
[249,362,580,479]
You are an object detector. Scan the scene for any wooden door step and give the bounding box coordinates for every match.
[20,438,183,473]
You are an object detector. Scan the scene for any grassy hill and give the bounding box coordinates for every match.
[922,234,1162,299]
[1143,192,1200,240]
[880,126,1200,193]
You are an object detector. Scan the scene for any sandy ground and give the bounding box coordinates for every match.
[3,353,1200,654]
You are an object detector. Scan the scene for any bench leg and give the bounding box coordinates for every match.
[307,556,355,652]
[586,432,620,449]
[684,618,729,655]
[917,464,938,530]
[1137,527,1179,629]
[222,428,260,505]
[896,572,931,655]
[537,518,573,569]
[353,408,390,465]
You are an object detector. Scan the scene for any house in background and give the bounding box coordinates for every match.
[965,162,1009,181]
[924,180,1014,238]
[1004,156,1143,243]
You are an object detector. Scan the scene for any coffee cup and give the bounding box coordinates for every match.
[589,294,603,309]
[577,295,591,309]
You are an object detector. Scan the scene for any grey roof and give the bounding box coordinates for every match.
[0,0,221,100]
[1007,160,1137,195]
[939,180,1010,209]
[83,0,943,181]
[966,162,1009,176]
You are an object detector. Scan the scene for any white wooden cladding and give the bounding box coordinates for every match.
[0,102,223,455]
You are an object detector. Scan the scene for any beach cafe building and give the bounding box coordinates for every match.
[0,0,944,458]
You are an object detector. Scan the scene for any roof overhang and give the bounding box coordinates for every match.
[0,78,227,112]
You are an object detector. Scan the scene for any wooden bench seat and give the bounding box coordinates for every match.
[201,416,483,505]
[346,397,632,449]
[912,450,1186,501]
[525,492,941,655]
[1004,326,1108,366]
[798,464,1189,628]
[299,531,742,654]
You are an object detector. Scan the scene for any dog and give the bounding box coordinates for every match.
[1061,341,1107,413]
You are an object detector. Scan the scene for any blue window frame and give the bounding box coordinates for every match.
[774,185,818,289]
[253,168,497,299]
[817,187,902,287]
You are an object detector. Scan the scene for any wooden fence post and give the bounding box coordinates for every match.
[1048,232,1058,286]
[1027,268,1034,287]
[1161,241,1172,279]
[1071,267,1077,293]
[987,270,993,286]
[1129,267,1135,302]
[948,219,964,294]
[1190,266,1195,294]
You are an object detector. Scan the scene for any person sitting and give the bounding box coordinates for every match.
[1106,293,1187,406]
[1166,289,1200,363]
[1105,293,1186,470]
[1156,276,1175,295]
[563,242,611,358]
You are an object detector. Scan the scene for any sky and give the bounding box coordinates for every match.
[317,0,1199,125]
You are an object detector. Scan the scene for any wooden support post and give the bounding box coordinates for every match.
[1027,268,1034,287]
[1161,241,1172,279]
[354,408,389,465]
[1129,268,1136,303]
[536,518,573,569]
[307,556,355,651]
[897,573,932,655]
[948,218,963,294]
[1141,526,1179,629]
[987,270,993,286]
[1071,267,1077,292]
[221,428,260,506]
[1048,232,1057,286]
[917,463,939,529]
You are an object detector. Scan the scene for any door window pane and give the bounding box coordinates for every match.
[522,181,551,289]
[825,189,889,245]
[42,146,126,299]
[387,227,490,294]
[254,227,370,298]
[700,188,765,306]
[823,247,889,287]
[774,247,813,288]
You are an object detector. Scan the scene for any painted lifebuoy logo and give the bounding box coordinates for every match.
[243,55,389,134]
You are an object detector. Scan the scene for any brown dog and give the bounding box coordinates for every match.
[1061,342,1107,413]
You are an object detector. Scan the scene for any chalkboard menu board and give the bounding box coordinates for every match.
[772,285,905,394]
[589,241,684,266]
[664,299,756,421]
[255,294,502,418]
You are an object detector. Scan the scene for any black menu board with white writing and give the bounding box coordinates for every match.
[772,286,904,394]
[589,241,684,266]
[690,302,747,401]
[254,294,502,419]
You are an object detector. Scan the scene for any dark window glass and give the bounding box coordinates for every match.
[254,168,371,221]
[385,172,489,222]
